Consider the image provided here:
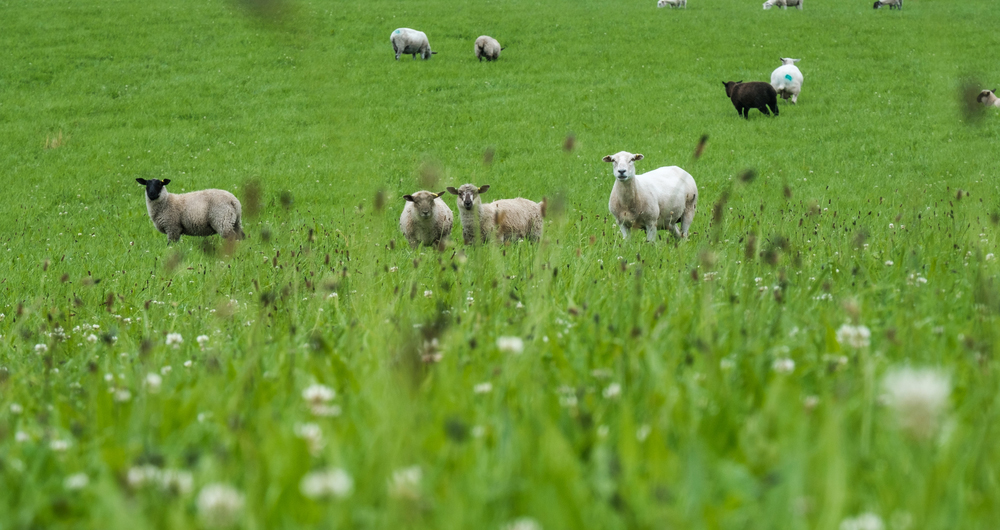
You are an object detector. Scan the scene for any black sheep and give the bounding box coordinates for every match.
[722,81,779,119]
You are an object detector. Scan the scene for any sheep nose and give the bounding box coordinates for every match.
[617,170,627,177]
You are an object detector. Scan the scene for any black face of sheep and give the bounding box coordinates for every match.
[722,81,779,119]
[136,178,171,201]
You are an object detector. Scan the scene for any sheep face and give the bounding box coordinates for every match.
[762,1,773,9]
[447,184,490,212]
[722,81,743,98]
[602,152,644,182]
[136,178,171,201]
[403,191,445,219]
[977,90,996,104]
[657,0,668,7]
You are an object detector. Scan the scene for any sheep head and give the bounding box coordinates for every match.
[780,58,801,65]
[722,81,743,98]
[447,184,489,211]
[404,190,445,219]
[136,178,171,201]
[602,152,644,181]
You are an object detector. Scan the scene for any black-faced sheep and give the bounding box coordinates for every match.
[977,89,1000,107]
[391,28,437,60]
[474,36,503,62]
[135,179,245,244]
[722,81,779,119]
[446,184,544,244]
[602,151,698,242]
[399,190,453,248]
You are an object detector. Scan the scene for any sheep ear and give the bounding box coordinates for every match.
[162,179,171,186]
[737,80,743,84]
[403,195,414,202]
[434,191,448,198]
[478,185,490,194]
[632,154,644,162]
[721,81,727,87]
[446,187,459,195]
[136,178,147,185]
[602,155,614,162]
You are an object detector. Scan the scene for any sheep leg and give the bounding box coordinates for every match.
[768,101,779,116]
[166,230,181,244]
[680,195,697,238]
[645,223,658,243]
[619,223,630,239]
[759,105,771,116]
[791,93,798,104]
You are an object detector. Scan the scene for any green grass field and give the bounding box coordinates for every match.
[2,0,1000,528]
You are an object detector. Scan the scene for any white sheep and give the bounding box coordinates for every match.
[474,36,503,62]
[135,179,245,244]
[978,89,1000,107]
[873,0,902,9]
[657,0,687,8]
[770,58,803,104]
[399,190,453,248]
[390,28,437,60]
[602,152,698,242]
[763,0,803,9]
[446,184,544,244]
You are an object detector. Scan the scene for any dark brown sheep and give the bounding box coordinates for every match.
[722,81,779,119]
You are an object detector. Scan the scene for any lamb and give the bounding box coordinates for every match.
[390,28,437,60]
[399,190,453,248]
[763,0,803,9]
[602,151,698,242]
[657,0,687,8]
[770,58,803,104]
[135,179,245,244]
[873,0,902,9]
[474,36,503,62]
[722,81,779,119]
[445,184,544,244]
[978,89,1000,107]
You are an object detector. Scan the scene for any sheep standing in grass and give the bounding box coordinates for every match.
[873,0,902,9]
[977,89,1000,107]
[399,190,453,248]
[390,28,437,60]
[474,36,503,62]
[723,81,779,119]
[763,0,803,9]
[657,0,687,8]
[135,179,244,244]
[770,58,803,104]
[602,152,698,242]
[446,184,544,244]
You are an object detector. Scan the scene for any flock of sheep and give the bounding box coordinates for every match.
[659,0,903,10]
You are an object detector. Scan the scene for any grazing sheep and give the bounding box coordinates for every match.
[770,58,803,104]
[135,179,245,244]
[978,89,1000,107]
[723,81,779,119]
[399,190,453,248]
[446,184,544,244]
[602,151,698,242]
[657,0,687,8]
[763,0,803,9]
[474,36,503,62]
[390,28,437,60]
[873,0,902,9]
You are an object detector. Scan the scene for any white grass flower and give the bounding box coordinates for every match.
[161,365,172,375]
[145,373,163,393]
[159,469,194,495]
[64,473,89,490]
[882,367,950,440]
[197,335,210,349]
[986,253,995,261]
[0,313,4,321]
[772,358,795,374]
[50,439,70,451]
[34,343,48,354]
[502,517,543,530]
[184,360,193,368]
[127,465,160,489]
[497,336,524,354]
[302,384,336,406]
[423,290,433,298]
[803,395,820,411]
[197,484,245,528]
[86,333,98,343]
[15,431,30,443]
[884,260,894,266]
[388,466,422,500]
[10,403,23,414]
[636,424,651,442]
[114,388,132,402]
[836,324,871,348]
[474,382,493,394]
[602,382,622,399]
[299,467,354,500]
[839,512,884,530]
[166,333,183,348]
[294,423,324,454]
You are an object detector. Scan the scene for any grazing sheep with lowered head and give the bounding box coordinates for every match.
[763,0,803,9]
[723,81,779,119]
[135,179,244,244]
[770,58,803,104]
[657,0,687,8]
[977,89,999,107]
[602,151,698,242]
[873,0,902,9]
[391,28,437,60]
[474,36,503,62]
[446,184,544,244]
[399,190,453,248]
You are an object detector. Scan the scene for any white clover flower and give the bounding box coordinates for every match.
[64,473,89,490]
[166,333,183,348]
[294,423,324,454]
[10,403,23,414]
[474,382,493,394]
[388,466,422,500]
[803,395,820,411]
[197,484,245,528]
[0,313,4,321]
[197,335,210,349]
[882,367,950,440]
[884,260,894,266]
[86,333,98,344]
[502,517,543,530]
[719,358,735,370]
[302,384,336,406]
[127,465,160,489]
[471,425,486,438]
[50,439,70,451]
[34,344,48,354]
[772,358,795,374]
[986,253,995,261]
[184,360,193,368]
[836,324,871,348]
[299,467,354,500]
[423,290,433,298]
[114,388,132,403]
[602,382,622,399]
[161,365,172,375]
[636,424,651,442]
[145,373,163,393]
[389,266,399,272]
[159,469,194,495]
[15,431,30,443]
[840,512,885,530]
[496,336,524,354]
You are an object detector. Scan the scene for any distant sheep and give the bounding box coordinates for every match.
[399,190,453,248]
[763,0,803,9]
[723,81,779,119]
[474,36,503,62]
[446,184,544,244]
[657,0,687,8]
[602,151,698,242]
[873,0,902,9]
[135,179,244,244]
[978,89,1000,107]
[391,28,437,60]
[770,58,803,104]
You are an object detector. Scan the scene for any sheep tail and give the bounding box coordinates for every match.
[539,197,548,218]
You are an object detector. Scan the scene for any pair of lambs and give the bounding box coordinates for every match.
[399,186,544,248]
[135,179,245,244]
[724,58,803,118]
[390,28,503,62]
[873,0,902,9]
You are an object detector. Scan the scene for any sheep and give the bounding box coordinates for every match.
[770,58,803,104]
[399,190,453,248]
[977,89,1000,107]
[474,36,503,62]
[602,151,698,242]
[763,0,803,9]
[657,0,687,8]
[873,0,902,9]
[722,81,779,119]
[390,28,437,60]
[445,184,544,244]
[135,179,244,244]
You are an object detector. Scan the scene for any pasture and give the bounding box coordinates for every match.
[1,0,999,528]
